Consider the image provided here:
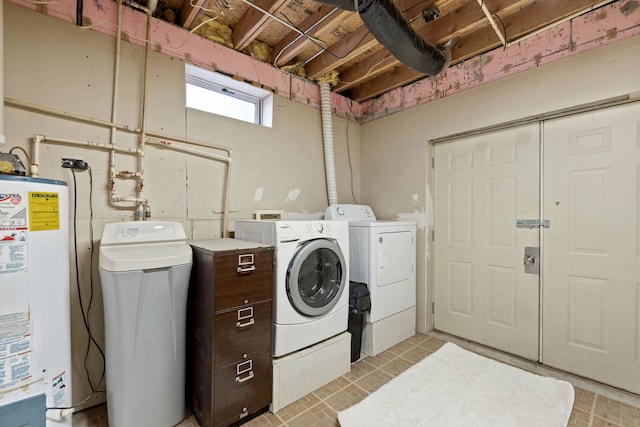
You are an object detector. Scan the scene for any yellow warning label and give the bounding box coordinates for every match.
[28,192,60,231]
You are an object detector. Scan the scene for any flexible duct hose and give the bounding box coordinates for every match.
[359,0,448,75]
[315,0,451,75]
[320,82,338,206]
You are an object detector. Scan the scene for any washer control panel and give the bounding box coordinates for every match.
[325,204,377,221]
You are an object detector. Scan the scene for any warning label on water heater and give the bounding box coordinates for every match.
[28,192,60,231]
[0,312,33,391]
[0,192,28,274]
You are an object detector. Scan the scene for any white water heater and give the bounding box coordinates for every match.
[0,175,73,427]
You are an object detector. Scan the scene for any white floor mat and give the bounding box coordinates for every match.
[338,342,575,427]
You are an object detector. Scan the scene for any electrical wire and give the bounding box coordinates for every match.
[48,166,106,411]
[491,10,507,48]
[273,10,333,67]
[275,11,371,76]
[478,0,508,48]
[280,11,371,61]
[72,167,106,393]
[86,167,106,392]
[190,0,230,14]
[23,0,361,74]
[8,146,31,167]
[124,15,221,51]
[338,53,394,85]
[70,169,92,389]
[324,29,371,60]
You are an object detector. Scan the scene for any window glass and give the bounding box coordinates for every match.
[185,64,273,127]
[186,81,257,123]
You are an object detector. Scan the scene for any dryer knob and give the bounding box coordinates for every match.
[337,206,345,216]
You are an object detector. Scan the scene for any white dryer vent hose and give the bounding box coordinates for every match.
[320,82,338,206]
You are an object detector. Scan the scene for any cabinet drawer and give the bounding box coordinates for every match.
[214,351,272,427]
[214,301,272,368]
[214,250,273,310]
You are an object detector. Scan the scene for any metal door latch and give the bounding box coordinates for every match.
[516,219,550,229]
[524,246,540,275]
[516,219,551,228]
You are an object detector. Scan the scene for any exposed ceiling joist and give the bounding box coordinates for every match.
[272,5,350,66]
[232,0,289,50]
[170,0,618,101]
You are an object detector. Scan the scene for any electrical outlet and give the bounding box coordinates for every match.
[61,158,89,170]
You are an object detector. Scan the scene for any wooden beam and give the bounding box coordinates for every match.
[336,0,487,92]
[232,0,289,51]
[305,25,375,79]
[476,0,506,46]
[335,0,539,92]
[272,5,350,66]
[347,67,421,102]
[349,0,608,101]
[179,0,206,28]
[305,0,433,79]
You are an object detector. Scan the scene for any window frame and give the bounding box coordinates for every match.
[185,64,273,127]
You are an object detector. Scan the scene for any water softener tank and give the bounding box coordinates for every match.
[99,221,192,427]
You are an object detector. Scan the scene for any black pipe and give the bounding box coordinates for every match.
[76,0,83,25]
[360,0,448,75]
[315,0,450,75]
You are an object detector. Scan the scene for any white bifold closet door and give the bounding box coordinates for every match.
[434,102,640,394]
[543,102,640,395]
[433,124,541,361]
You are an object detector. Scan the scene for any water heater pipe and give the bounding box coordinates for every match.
[135,9,152,220]
[27,132,234,234]
[320,82,338,206]
[109,0,126,208]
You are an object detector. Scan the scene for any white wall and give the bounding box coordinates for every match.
[360,34,640,334]
[3,2,360,406]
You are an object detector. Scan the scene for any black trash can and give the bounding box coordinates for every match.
[347,281,371,363]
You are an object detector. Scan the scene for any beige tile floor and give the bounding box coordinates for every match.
[74,334,640,427]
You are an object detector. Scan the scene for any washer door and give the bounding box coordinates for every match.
[286,238,346,317]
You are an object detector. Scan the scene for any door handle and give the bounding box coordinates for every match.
[523,247,540,275]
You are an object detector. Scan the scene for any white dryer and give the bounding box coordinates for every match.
[234,220,349,357]
[327,205,416,356]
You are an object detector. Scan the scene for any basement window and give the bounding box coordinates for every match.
[185,64,273,127]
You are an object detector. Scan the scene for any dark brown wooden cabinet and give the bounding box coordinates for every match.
[188,238,274,427]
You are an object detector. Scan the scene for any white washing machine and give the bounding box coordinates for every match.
[234,220,349,357]
[327,204,416,356]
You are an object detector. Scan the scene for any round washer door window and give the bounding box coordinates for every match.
[286,238,346,317]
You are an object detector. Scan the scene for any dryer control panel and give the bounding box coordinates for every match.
[325,204,377,221]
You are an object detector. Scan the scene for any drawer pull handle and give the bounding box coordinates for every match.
[237,359,253,375]
[236,371,254,383]
[237,254,255,274]
[236,318,255,328]
[238,253,255,265]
